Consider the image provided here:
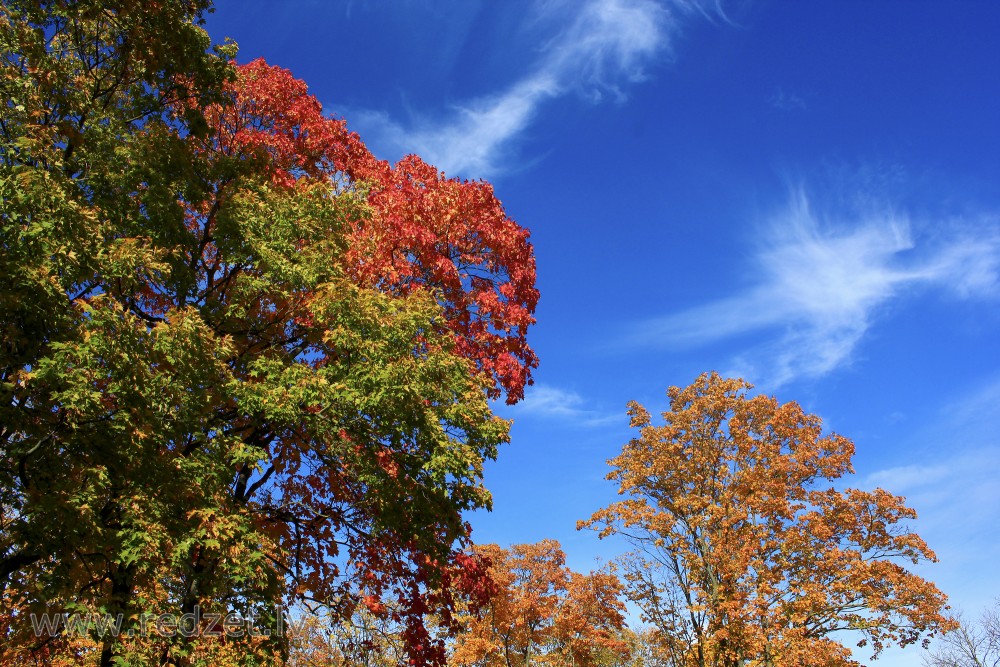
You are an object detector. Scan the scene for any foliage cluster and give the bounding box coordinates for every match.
[1,1,534,665]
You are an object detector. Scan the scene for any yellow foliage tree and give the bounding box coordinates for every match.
[581,372,956,667]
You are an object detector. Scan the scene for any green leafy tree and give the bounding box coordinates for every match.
[0,2,537,666]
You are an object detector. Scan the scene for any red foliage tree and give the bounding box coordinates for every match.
[210,59,539,403]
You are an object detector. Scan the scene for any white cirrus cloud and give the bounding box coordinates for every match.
[768,87,806,111]
[347,0,701,178]
[843,379,1000,667]
[859,445,1000,664]
[863,378,1000,606]
[631,190,1000,386]
[511,383,622,427]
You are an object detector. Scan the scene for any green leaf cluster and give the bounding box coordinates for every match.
[0,3,510,665]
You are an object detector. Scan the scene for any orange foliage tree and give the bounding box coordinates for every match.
[285,601,413,667]
[581,372,956,667]
[619,627,683,667]
[451,540,629,667]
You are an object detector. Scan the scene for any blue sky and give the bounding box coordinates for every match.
[207,1,1000,663]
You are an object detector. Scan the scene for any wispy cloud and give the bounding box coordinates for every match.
[632,190,1000,386]
[863,446,1000,622]
[863,379,1000,590]
[866,449,1000,523]
[349,0,694,178]
[511,384,622,427]
[853,380,1000,665]
[768,87,806,111]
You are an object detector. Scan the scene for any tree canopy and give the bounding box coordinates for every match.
[581,372,956,667]
[0,2,536,665]
[451,540,628,667]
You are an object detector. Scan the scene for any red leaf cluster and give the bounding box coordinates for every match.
[210,59,539,402]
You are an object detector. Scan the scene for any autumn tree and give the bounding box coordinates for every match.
[451,540,629,667]
[552,570,633,667]
[580,372,956,667]
[621,627,683,667]
[923,600,1000,667]
[0,2,536,665]
[286,601,413,667]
